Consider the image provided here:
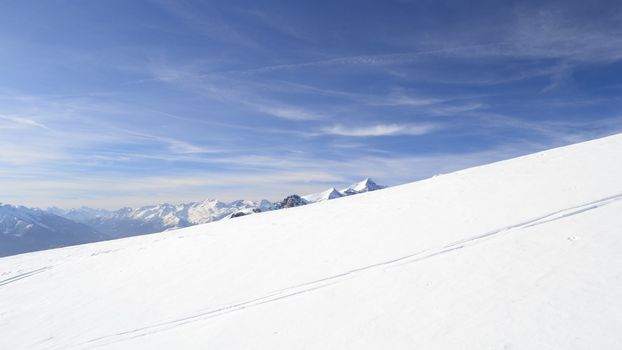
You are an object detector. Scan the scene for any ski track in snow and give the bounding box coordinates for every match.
[61,192,622,350]
[0,266,52,287]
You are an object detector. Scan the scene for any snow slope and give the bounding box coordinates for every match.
[1,134,622,349]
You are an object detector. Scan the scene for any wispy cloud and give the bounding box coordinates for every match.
[0,114,50,130]
[466,113,622,145]
[146,61,331,121]
[185,43,513,78]
[144,59,488,127]
[409,6,622,89]
[150,0,263,49]
[254,105,325,121]
[540,62,574,93]
[369,95,442,107]
[321,123,441,137]
[508,7,622,63]
[117,130,224,155]
[430,103,485,115]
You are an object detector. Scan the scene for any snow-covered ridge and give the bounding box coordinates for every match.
[74,199,275,238]
[1,133,621,349]
[301,178,386,202]
[49,178,386,237]
[1,178,386,256]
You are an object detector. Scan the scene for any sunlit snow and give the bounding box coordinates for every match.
[1,134,621,349]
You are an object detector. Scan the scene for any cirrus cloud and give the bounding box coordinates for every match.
[321,123,442,137]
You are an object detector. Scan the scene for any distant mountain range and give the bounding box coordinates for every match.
[0,204,107,257]
[1,178,386,256]
[48,199,274,238]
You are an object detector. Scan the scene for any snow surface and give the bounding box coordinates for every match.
[1,134,622,349]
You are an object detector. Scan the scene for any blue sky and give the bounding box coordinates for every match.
[1,0,622,209]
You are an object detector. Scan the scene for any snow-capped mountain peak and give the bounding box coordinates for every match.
[341,177,386,195]
[302,187,343,202]
[302,178,387,203]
